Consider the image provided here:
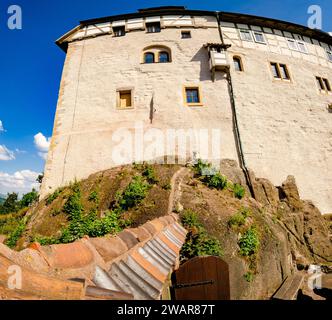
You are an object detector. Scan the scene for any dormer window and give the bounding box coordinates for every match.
[113,26,125,37]
[287,39,298,51]
[287,39,308,53]
[239,29,253,42]
[146,22,161,33]
[253,31,266,44]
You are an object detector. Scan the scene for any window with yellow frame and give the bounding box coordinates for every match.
[183,86,203,107]
[116,89,133,109]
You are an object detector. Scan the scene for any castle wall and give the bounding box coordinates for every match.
[41,14,332,213]
[222,23,332,213]
[41,20,238,197]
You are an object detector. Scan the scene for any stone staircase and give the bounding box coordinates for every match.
[0,214,187,300]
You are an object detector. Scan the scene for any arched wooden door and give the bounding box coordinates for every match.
[172,256,230,300]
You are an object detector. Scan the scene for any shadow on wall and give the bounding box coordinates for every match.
[191,47,211,81]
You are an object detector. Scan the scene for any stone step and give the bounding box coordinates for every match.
[273,273,304,300]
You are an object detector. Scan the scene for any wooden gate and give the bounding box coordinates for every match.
[172,256,230,300]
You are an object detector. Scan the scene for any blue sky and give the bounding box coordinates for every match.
[0,0,331,195]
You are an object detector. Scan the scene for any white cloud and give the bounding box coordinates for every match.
[34,132,51,160]
[38,152,48,160]
[0,145,15,161]
[0,170,40,195]
[0,120,4,132]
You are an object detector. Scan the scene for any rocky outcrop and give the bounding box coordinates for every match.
[178,164,331,300]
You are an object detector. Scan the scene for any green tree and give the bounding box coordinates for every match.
[20,189,39,208]
[0,193,19,215]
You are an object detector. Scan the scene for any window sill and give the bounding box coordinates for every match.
[141,62,172,65]
[116,106,135,110]
[318,90,332,95]
[185,103,204,107]
[272,78,291,83]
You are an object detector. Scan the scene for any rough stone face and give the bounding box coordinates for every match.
[251,171,280,207]
[279,176,303,211]
[179,163,331,299]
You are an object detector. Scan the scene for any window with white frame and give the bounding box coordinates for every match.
[297,41,308,53]
[239,29,266,44]
[253,31,266,44]
[287,39,298,51]
[287,39,308,53]
[239,29,253,41]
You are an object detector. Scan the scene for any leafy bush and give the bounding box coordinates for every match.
[142,165,159,184]
[88,191,99,204]
[6,217,28,248]
[63,186,83,220]
[193,159,228,191]
[84,211,123,238]
[180,210,223,261]
[34,179,136,245]
[229,212,246,228]
[117,176,150,210]
[244,272,254,283]
[193,159,213,176]
[232,184,246,199]
[181,210,202,229]
[228,207,251,228]
[205,173,228,190]
[239,226,260,257]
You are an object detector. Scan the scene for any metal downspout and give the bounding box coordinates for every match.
[215,12,254,197]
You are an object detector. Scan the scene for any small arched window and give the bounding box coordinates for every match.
[142,45,172,64]
[144,52,155,64]
[233,56,243,72]
[159,51,170,63]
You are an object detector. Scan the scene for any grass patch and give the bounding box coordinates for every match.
[228,207,251,228]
